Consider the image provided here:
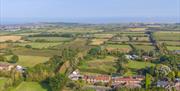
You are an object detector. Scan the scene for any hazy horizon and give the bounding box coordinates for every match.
[0,0,180,24]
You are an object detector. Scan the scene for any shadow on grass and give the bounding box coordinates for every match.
[40,82,52,91]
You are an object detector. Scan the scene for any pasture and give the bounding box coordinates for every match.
[153,31,180,41]
[133,45,155,51]
[27,37,73,42]
[79,56,117,75]
[105,44,131,52]
[0,77,7,90]
[167,46,180,51]
[14,42,63,49]
[93,34,114,39]
[12,82,51,91]
[6,55,49,67]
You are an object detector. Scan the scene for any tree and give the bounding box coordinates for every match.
[145,73,153,89]
[49,73,67,91]
[9,55,19,63]
[116,54,129,74]
[25,45,32,48]
[155,64,171,79]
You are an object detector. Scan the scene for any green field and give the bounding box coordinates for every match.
[14,42,63,49]
[154,31,180,41]
[127,60,155,69]
[12,82,51,91]
[93,33,114,39]
[0,77,7,90]
[27,37,73,42]
[134,45,155,51]
[79,56,117,75]
[159,41,180,46]
[105,44,131,52]
[7,55,49,67]
[167,46,180,51]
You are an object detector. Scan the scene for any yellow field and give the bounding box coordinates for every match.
[128,28,147,31]
[90,39,109,45]
[0,36,22,42]
[0,43,8,49]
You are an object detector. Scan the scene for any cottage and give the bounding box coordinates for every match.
[0,62,15,71]
[68,69,82,80]
[157,81,169,87]
[83,75,111,83]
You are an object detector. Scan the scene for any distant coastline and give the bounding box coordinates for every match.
[1,17,180,25]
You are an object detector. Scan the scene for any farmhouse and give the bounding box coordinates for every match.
[0,62,15,71]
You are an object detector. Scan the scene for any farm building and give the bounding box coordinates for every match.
[0,62,15,71]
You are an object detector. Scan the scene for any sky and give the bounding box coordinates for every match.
[0,0,180,23]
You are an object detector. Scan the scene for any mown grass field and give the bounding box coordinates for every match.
[14,42,63,49]
[12,82,51,91]
[6,55,49,67]
[79,56,117,75]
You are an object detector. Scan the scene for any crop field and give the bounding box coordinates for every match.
[27,37,73,42]
[90,39,109,45]
[105,44,131,52]
[78,56,117,75]
[0,36,22,42]
[14,42,63,49]
[6,55,49,67]
[12,82,51,91]
[0,43,9,49]
[127,28,147,31]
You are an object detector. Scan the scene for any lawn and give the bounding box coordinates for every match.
[6,55,49,67]
[14,42,63,49]
[78,56,117,75]
[12,82,51,91]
